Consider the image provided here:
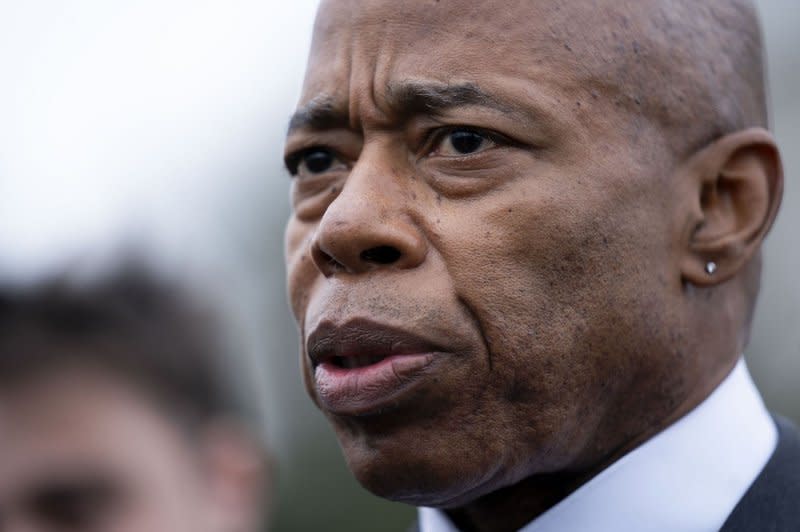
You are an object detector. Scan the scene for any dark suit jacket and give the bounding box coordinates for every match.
[720,415,800,531]
[409,416,800,532]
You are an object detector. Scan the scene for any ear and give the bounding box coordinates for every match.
[202,420,270,532]
[680,128,783,286]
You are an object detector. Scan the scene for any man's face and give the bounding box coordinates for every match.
[0,367,227,532]
[286,0,689,507]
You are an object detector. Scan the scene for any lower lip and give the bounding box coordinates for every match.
[314,353,437,416]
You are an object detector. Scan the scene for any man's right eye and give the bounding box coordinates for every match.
[287,148,344,177]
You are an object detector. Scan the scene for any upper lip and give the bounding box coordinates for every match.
[307,318,446,367]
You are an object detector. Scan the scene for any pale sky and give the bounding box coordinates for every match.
[0,0,318,281]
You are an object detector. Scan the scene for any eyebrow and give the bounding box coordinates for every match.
[287,95,346,134]
[386,81,518,119]
[286,81,521,134]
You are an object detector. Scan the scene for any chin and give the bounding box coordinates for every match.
[333,422,510,508]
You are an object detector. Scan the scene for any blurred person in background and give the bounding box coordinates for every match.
[284,0,797,531]
[0,265,267,532]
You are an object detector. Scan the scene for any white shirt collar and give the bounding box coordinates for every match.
[419,358,777,532]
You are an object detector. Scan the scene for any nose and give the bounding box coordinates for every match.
[309,155,427,276]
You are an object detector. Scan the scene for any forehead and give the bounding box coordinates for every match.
[307,0,577,96]
[297,0,659,141]
[314,0,567,52]
[0,368,187,477]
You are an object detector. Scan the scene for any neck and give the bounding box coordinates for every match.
[444,358,738,532]
[444,471,589,532]
[444,438,641,532]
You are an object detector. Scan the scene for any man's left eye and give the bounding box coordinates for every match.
[433,128,496,157]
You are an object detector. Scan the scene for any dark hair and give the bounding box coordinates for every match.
[0,264,242,432]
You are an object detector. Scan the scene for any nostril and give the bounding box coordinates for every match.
[360,246,402,265]
[311,244,344,275]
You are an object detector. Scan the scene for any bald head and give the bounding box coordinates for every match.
[564,0,767,156]
[312,0,766,158]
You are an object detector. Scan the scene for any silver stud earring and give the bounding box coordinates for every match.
[705,261,717,275]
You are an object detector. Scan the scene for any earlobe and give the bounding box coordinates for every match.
[680,128,783,286]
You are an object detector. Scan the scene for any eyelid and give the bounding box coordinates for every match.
[422,126,511,156]
[284,145,337,176]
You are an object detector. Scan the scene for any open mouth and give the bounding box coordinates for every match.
[308,318,445,370]
[306,318,446,415]
[329,354,389,369]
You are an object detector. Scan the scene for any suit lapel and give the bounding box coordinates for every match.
[720,415,800,531]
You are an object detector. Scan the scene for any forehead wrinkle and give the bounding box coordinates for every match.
[288,80,537,136]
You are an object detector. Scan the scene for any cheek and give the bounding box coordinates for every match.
[434,183,673,460]
[442,191,614,334]
[441,169,669,348]
[285,218,318,320]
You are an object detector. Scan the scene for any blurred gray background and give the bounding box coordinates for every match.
[0,1,797,531]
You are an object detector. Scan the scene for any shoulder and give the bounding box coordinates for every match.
[721,415,800,532]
